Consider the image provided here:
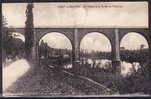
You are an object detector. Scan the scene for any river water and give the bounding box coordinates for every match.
[63,58,141,77]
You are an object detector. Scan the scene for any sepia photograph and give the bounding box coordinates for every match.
[2,1,151,97]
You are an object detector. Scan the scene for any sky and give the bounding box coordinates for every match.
[38,32,149,51]
[2,2,149,51]
[2,2,148,27]
[80,33,111,52]
[120,32,149,50]
[39,33,72,49]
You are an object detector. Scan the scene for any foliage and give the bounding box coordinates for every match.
[2,15,13,62]
[80,49,149,64]
[25,3,34,58]
[39,41,72,68]
[2,15,26,63]
[120,49,149,64]
[39,41,72,59]
[39,41,150,94]
[2,15,9,49]
[119,69,150,94]
[80,49,111,60]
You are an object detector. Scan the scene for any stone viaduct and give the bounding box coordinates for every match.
[8,26,150,78]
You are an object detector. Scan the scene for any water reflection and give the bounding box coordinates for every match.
[121,61,140,77]
[64,64,72,69]
[63,59,112,70]
[63,58,142,77]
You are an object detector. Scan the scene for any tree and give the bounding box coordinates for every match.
[25,3,34,59]
[2,15,9,49]
[2,15,8,64]
[2,15,13,64]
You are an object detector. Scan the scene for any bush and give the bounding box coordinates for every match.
[119,71,150,94]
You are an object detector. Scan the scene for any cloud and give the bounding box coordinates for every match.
[80,32,111,52]
[40,33,72,49]
[120,32,149,50]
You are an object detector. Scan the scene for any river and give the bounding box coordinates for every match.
[63,58,141,77]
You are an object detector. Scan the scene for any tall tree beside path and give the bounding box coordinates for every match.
[2,15,12,65]
[2,15,8,64]
[2,15,9,50]
[25,3,34,59]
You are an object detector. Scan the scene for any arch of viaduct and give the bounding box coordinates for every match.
[8,27,150,74]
